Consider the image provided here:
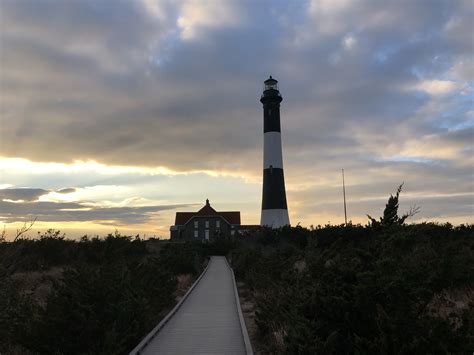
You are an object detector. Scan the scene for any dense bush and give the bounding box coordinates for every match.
[0,230,148,273]
[0,265,39,353]
[159,241,207,275]
[1,223,472,354]
[30,258,176,354]
[0,233,207,354]
[231,223,474,354]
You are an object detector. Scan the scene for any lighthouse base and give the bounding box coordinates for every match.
[261,209,290,229]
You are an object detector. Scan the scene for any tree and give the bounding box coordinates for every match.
[367,183,419,227]
[14,217,37,241]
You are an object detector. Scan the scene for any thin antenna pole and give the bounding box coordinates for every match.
[342,169,347,225]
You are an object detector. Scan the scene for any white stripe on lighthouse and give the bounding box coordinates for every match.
[263,132,283,169]
[260,209,290,228]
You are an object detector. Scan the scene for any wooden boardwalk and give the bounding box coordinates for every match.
[131,256,252,355]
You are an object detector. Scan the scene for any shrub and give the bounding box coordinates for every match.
[232,224,474,354]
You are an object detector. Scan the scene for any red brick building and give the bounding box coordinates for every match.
[170,199,242,241]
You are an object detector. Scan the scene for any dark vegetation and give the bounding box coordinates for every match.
[1,186,472,354]
[0,232,207,354]
[367,183,420,227]
[231,223,473,354]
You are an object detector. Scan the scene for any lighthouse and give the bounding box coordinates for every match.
[260,76,290,228]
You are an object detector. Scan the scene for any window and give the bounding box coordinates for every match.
[194,220,198,229]
[216,220,220,229]
[194,230,198,238]
[205,230,209,240]
[205,220,209,228]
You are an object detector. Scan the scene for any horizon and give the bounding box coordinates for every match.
[1,0,473,239]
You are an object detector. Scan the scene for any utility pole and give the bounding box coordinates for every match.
[342,169,347,225]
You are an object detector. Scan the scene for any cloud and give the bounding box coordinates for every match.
[56,188,76,194]
[342,34,357,51]
[0,188,49,202]
[0,0,472,229]
[0,187,77,202]
[411,80,458,96]
[396,128,473,161]
[2,0,470,170]
[0,199,191,225]
[177,0,244,40]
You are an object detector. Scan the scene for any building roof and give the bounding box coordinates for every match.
[174,199,241,225]
[239,225,261,229]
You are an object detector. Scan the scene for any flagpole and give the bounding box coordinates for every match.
[342,169,347,225]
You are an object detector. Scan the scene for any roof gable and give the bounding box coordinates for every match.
[197,203,217,215]
[174,199,240,225]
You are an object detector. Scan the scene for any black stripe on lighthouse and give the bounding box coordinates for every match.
[264,104,281,133]
[262,167,288,209]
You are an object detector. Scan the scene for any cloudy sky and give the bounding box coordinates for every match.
[0,0,472,238]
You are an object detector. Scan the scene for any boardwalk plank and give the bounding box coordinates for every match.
[140,256,247,355]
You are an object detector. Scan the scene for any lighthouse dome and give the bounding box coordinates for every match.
[263,76,279,91]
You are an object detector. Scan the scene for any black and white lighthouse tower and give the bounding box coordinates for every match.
[260,76,290,228]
